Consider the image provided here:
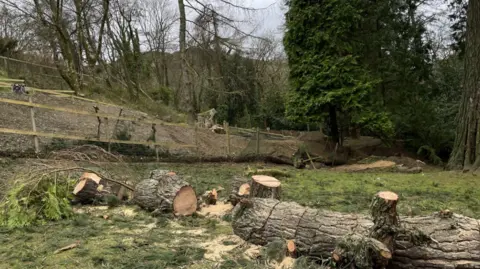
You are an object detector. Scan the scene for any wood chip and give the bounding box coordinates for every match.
[54,242,80,254]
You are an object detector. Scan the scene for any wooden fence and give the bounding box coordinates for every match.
[0,76,296,159]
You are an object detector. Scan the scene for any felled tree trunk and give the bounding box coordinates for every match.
[134,169,197,216]
[228,176,250,206]
[250,175,281,199]
[73,172,110,204]
[232,198,480,268]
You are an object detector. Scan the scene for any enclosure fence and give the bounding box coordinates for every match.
[0,64,298,161]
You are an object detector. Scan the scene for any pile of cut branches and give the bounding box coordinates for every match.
[48,145,123,162]
[0,166,77,228]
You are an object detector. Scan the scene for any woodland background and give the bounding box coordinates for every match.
[0,0,469,164]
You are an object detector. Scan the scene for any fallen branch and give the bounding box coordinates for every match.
[54,242,80,254]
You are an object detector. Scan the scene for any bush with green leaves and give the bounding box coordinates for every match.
[0,174,76,228]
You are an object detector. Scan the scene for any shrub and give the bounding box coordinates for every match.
[0,175,76,228]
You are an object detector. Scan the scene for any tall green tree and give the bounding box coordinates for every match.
[283,0,377,144]
[448,0,480,170]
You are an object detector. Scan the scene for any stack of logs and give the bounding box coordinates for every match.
[229,177,480,268]
[72,169,199,216]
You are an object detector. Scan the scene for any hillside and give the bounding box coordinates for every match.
[0,83,302,161]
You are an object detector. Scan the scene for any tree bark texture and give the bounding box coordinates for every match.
[449,0,480,170]
[232,198,480,268]
[134,169,197,216]
[72,172,112,204]
[72,178,110,204]
[250,175,281,199]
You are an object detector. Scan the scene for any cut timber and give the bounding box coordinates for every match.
[228,176,250,206]
[370,191,399,253]
[201,189,218,205]
[134,169,197,216]
[239,184,250,196]
[286,240,297,258]
[232,198,480,268]
[250,175,281,199]
[72,172,110,204]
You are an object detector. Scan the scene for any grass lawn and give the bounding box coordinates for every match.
[98,162,480,218]
[0,160,479,268]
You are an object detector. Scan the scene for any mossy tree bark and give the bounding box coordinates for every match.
[448,0,480,170]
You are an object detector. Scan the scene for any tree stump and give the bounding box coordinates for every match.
[370,191,399,253]
[72,172,111,204]
[250,175,281,199]
[134,170,197,216]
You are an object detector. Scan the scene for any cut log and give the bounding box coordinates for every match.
[134,170,197,216]
[201,189,218,205]
[72,172,110,204]
[286,240,297,258]
[232,198,480,268]
[228,176,250,206]
[250,175,281,199]
[239,183,250,196]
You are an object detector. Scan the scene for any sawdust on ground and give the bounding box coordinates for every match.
[198,201,233,217]
[275,257,296,269]
[332,160,396,172]
[200,235,243,261]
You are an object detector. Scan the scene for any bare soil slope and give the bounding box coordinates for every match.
[0,91,300,159]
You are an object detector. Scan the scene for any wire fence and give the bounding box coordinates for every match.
[0,69,300,162]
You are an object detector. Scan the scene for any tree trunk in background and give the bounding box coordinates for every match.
[448,0,480,170]
[177,0,195,123]
[329,105,340,145]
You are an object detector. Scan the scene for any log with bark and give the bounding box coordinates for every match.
[72,172,111,204]
[232,198,480,268]
[134,169,197,216]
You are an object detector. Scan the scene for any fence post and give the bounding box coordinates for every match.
[93,105,101,139]
[29,95,40,154]
[3,57,8,76]
[224,121,230,156]
[194,124,199,158]
[256,127,260,156]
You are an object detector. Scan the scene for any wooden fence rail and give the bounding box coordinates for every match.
[0,128,195,149]
[0,75,298,157]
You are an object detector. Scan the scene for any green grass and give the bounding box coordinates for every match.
[96,162,479,218]
[1,161,479,268]
[282,170,480,218]
[0,206,224,269]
